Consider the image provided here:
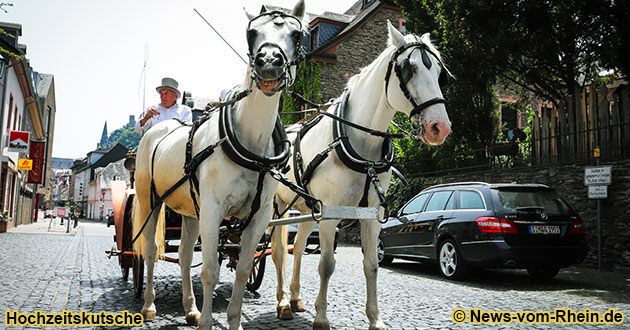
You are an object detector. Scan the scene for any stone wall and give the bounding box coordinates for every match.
[319,7,405,101]
[341,159,630,272]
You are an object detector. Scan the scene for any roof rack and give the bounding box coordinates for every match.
[423,182,490,191]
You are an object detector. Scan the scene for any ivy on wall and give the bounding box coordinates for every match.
[281,59,322,125]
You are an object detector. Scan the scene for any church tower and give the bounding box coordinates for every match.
[97,121,110,149]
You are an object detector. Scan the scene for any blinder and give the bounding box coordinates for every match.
[395,45,447,89]
[385,39,448,120]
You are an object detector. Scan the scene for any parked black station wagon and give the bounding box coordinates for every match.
[378,182,588,280]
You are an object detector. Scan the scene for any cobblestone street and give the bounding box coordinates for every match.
[1,218,629,329]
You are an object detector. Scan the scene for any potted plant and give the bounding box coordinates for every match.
[0,211,9,233]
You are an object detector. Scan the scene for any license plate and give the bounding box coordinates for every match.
[529,225,560,234]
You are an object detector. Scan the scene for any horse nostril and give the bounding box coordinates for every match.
[255,53,266,67]
[431,123,440,136]
[272,52,284,66]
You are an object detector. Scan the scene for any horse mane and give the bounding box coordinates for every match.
[346,32,444,91]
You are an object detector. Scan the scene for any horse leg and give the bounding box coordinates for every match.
[179,215,201,325]
[289,220,316,313]
[198,203,222,330]
[270,198,291,319]
[140,203,160,321]
[361,217,387,330]
[270,222,292,319]
[312,219,340,330]
[226,206,273,330]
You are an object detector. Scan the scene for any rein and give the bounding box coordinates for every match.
[286,91,421,141]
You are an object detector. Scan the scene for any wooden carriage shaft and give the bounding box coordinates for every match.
[268,205,378,226]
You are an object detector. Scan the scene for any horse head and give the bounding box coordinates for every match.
[245,0,306,96]
[385,21,451,145]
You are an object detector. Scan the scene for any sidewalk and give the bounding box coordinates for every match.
[7,216,80,235]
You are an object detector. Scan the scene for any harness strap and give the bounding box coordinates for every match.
[226,169,268,235]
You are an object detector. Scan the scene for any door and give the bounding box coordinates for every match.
[382,192,430,255]
[411,190,455,257]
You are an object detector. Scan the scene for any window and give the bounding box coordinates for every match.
[425,191,454,212]
[459,190,485,209]
[310,26,319,50]
[401,193,429,215]
[399,18,407,34]
[12,105,17,130]
[6,94,12,130]
[362,0,375,9]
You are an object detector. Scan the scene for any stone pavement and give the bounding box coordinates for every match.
[1,217,629,329]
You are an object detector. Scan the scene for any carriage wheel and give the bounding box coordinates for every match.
[132,256,144,300]
[121,266,130,281]
[245,254,266,292]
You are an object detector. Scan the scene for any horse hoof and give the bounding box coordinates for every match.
[141,310,156,322]
[277,305,293,320]
[312,321,330,330]
[369,321,388,330]
[186,311,201,326]
[290,299,306,312]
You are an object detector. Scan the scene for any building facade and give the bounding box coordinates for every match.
[0,21,55,227]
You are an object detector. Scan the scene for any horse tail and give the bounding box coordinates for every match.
[131,197,166,262]
[155,204,166,259]
[131,196,147,259]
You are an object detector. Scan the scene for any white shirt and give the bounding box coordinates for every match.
[135,103,193,133]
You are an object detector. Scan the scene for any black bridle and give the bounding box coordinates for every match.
[384,40,448,120]
[246,11,305,91]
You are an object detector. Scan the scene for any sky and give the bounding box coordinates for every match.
[4,0,359,159]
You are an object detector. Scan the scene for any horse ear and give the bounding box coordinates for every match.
[291,0,306,21]
[387,20,406,49]
[244,7,256,21]
[420,32,431,44]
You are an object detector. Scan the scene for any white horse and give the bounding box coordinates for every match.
[132,2,306,329]
[271,21,452,330]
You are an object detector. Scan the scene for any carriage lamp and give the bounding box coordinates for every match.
[124,152,136,171]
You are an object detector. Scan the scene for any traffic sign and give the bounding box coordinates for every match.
[57,208,66,217]
[18,158,32,170]
[588,186,608,199]
[584,166,612,186]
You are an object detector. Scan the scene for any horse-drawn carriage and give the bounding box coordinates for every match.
[105,1,451,328]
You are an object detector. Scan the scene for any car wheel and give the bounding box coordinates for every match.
[377,238,393,266]
[527,267,560,280]
[438,239,467,279]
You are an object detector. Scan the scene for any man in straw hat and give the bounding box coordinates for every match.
[135,77,192,133]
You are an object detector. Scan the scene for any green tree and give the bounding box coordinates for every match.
[109,126,141,150]
[390,0,499,177]
[391,0,625,178]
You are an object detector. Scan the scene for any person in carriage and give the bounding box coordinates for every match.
[134,77,193,133]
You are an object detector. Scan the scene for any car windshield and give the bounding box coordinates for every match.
[494,188,573,213]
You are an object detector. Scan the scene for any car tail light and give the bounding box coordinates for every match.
[475,217,518,234]
[569,219,585,234]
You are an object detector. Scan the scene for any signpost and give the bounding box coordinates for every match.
[584,166,612,186]
[585,148,610,271]
[587,186,608,199]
